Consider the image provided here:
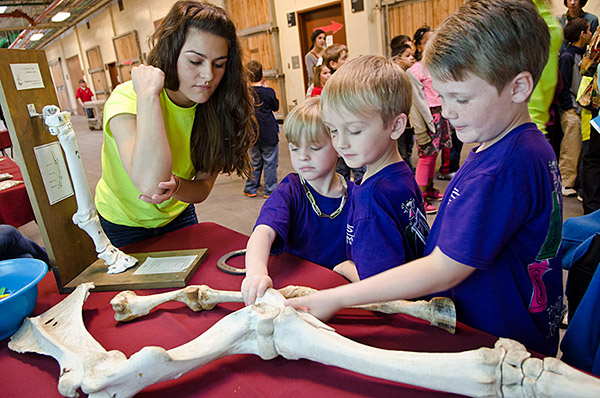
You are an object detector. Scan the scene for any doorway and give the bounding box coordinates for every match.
[66,54,84,115]
[297,2,346,89]
[106,62,120,91]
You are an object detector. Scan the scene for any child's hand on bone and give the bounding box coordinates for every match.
[285,288,343,322]
[241,274,273,306]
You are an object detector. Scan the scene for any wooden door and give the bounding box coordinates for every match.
[48,59,70,112]
[297,2,346,89]
[227,0,287,118]
[112,31,142,83]
[66,54,85,115]
[86,46,110,100]
[385,0,465,56]
[106,62,120,90]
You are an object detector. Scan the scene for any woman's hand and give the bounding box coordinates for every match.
[131,64,165,99]
[138,174,180,204]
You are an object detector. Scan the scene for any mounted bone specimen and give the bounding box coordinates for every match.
[9,283,600,398]
[110,284,456,333]
[42,105,137,274]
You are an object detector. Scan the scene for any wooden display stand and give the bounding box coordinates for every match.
[0,49,205,293]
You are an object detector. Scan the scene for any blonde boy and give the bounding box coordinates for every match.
[320,55,429,281]
[242,97,354,305]
[288,0,564,357]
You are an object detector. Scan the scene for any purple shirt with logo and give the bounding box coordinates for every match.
[346,161,429,279]
[426,123,563,356]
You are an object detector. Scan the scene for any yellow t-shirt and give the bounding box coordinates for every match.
[94,81,197,228]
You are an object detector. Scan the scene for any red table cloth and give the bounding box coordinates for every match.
[0,129,11,151]
[0,156,35,228]
[1,222,501,397]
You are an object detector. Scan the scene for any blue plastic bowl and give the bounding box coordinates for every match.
[0,258,48,340]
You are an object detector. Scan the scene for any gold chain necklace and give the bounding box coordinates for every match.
[299,174,347,219]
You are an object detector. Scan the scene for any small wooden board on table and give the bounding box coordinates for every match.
[64,248,208,292]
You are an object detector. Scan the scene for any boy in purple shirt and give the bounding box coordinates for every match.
[288,0,564,357]
[320,55,429,282]
[242,97,354,305]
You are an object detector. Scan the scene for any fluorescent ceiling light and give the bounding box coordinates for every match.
[0,6,8,13]
[51,12,70,22]
[30,33,44,41]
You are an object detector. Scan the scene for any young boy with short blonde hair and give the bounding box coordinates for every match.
[288,0,564,357]
[242,97,354,304]
[320,55,429,281]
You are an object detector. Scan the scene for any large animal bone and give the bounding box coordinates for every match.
[110,284,456,333]
[9,283,600,398]
[42,105,137,274]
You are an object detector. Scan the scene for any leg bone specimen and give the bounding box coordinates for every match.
[42,106,137,274]
[9,283,600,398]
[110,284,456,333]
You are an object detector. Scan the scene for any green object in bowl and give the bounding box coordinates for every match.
[0,258,48,340]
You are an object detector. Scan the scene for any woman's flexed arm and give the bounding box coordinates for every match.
[110,65,173,197]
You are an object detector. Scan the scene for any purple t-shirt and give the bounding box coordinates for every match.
[346,161,429,279]
[255,173,354,269]
[426,123,563,356]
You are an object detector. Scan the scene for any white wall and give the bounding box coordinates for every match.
[44,0,184,112]
[273,0,381,108]
[550,0,600,18]
[43,0,600,113]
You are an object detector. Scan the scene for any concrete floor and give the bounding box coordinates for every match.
[18,114,585,245]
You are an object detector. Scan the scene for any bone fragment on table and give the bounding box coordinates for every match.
[111,284,456,332]
[42,105,136,274]
[10,285,600,398]
[8,283,127,397]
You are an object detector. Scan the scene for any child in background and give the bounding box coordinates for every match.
[288,0,564,357]
[390,34,413,56]
[409,33,452,214]
[320,55,429,281]
[321,44,349,75]
[391,43,419,172]
[412,25,433,62]
[322,44,364,182]
[311,63,331,97]
[558,18,592,197]
[243,61,280,199]
[242,97,354,305]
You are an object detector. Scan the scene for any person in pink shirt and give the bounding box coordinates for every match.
[409,51,452,214]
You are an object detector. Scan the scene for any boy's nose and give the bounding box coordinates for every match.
[298,149,310,160]
[334,133,349,149]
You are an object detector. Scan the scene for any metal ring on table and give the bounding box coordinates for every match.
[216,249,247,275]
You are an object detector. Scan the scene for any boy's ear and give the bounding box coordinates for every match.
[390,113,408,140]
[510,71,534,104]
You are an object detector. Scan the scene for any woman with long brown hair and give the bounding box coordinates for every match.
[95,1,256,247]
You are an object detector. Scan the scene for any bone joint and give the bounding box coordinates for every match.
[9,283,600,398]
[111,284,456,333]
[42,105,137,274]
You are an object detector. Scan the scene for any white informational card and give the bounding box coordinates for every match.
[591,114,600,134]
[33,142,74,205]
[10,63,45,90]
[133,255,198,275]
